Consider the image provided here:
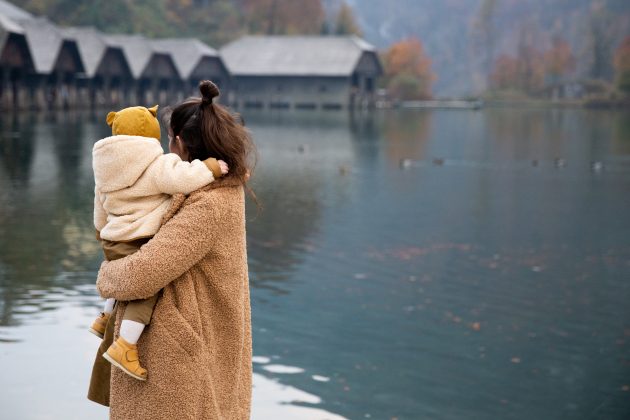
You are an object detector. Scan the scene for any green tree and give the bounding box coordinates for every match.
[334,1,362,36]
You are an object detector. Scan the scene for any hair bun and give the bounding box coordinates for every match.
[199,80,220,104]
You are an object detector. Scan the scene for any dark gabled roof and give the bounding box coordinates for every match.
[102,34,153,79]
[61,26,122,77]
[220,35,378,77]
[18,17,66,74]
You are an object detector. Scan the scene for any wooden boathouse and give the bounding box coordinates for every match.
[151,38,230,102]
[0,0,382,112]
[220,35,383,110]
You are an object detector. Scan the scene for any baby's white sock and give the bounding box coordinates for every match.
[119,320,145,345]
[103,298,116,314]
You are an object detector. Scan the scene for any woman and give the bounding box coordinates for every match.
[87,81,254,419]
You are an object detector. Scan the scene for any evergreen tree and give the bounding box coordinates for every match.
[334,1,361,36]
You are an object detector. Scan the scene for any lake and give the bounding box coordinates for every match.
[1,107,629,419]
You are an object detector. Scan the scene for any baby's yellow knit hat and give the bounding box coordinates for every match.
[106,105,161,140]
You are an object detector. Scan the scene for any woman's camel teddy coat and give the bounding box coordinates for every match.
[88,179,252,419]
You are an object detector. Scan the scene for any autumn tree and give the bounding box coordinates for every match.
[614,36,630,94]
[240,0,325,35]
[543,37,575,84]
[12,0,326,46]
[383,37,435,100]
[334,1,362,36]
[490,54,519,90]
[514,27,545,94]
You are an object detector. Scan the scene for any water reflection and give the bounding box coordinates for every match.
[0,112,103,329]
[245,111,366,296]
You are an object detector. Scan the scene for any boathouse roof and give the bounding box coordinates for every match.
[102,34,153,79]
[220,35,380,77]
[0,0,32,21]
[61,26,121,77]
[151,38,219,80]
[17,17,70,74]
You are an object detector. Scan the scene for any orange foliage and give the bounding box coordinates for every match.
[614,36,630,73]
[490,47,545,93]
[544,38,575,81]
[517,45,545,92]
[383,37,435,99]
[491,54,519,89]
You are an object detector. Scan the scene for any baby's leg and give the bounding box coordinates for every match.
[103,298,116,315]
[90,298,115,339]
[119,295,159,344]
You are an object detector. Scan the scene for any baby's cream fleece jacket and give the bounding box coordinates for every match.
[93,134,220,242]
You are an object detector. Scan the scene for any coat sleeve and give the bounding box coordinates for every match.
[94,187,107,232]
[96,191,224,301]
[149,153,216,195]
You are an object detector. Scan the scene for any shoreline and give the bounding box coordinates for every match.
[391,97,630,110]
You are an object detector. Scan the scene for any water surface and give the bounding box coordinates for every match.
[1,108,629,419]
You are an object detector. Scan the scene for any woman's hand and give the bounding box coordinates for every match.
[218,160,229,175]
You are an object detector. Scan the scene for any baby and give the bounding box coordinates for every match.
[89,105,227,381]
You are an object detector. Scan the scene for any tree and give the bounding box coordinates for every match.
[383,37,435,100]
[587,0,615,80]
[334,1,362,36]
[544,37,575,84]
[614,36,630,94]
[240,0,325,35]
[473,0,498,85]
[490,54,519,89]
[515,27,545,93]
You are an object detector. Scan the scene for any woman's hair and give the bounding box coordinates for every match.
[164,80,257,198]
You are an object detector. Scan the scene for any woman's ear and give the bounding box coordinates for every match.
[176,136,189,158]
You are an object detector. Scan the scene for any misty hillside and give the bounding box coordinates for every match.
[347,0,630,96]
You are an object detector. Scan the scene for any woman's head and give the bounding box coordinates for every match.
[165,80,255,186]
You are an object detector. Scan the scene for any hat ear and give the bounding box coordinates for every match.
[106,111,116,126]
[148,105,158,117]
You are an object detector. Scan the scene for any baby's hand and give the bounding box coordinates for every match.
[218,160,229,175]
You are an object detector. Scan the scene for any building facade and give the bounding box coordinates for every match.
[221,36,383,110]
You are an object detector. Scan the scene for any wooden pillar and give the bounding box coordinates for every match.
[88,79,96,110]
[151,77,159,105]
[11,69,19,110]
[137,79,145,105]
[103,75,112,107]
[0,67,7,111]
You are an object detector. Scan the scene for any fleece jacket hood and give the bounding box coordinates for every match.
[93,135,163,193]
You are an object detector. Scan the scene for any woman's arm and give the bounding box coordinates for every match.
[96,190,226,301]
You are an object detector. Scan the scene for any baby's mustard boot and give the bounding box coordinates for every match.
[89,312,110,339]
[103,337,147,381]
